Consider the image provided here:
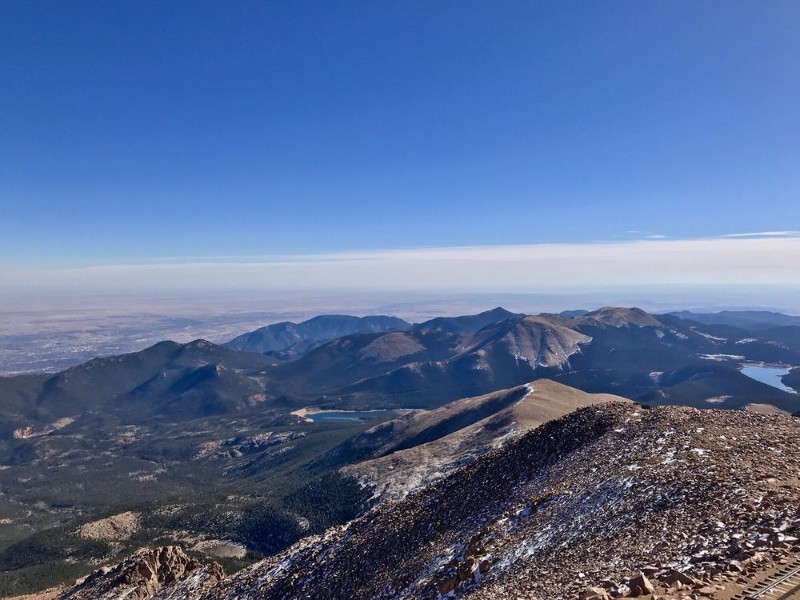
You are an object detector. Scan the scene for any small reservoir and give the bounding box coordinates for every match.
[739,364,797,394]
[292,408,410,423]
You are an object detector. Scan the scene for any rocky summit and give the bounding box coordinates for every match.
[58,546,224,600]
[57,402,800,599]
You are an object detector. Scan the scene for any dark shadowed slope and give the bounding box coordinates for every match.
[411,307,521,335]
[225,315,410,358]
[4,340,276,426]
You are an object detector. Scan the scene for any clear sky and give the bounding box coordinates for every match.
[1,2,798,294]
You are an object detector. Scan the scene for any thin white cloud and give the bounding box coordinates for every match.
[3,236,800,293]
[720,231,800,238]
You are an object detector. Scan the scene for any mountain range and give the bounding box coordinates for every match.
[1,306,800,597]
[5,306,799,437]
[665,309,800,330]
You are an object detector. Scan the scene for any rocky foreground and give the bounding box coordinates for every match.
[58,403,800,599]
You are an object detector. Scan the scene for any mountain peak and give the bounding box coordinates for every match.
[413,307,521,335]
[582,306,663,327]
[485,306,515,317]
[185,339,214,349]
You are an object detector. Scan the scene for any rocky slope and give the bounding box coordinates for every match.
[458,315,593,370]
[58,546,223,600]
[59,402,800,599]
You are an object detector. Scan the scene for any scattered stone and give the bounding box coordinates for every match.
[579,587,611,600]
[630,573,655,596]
[661,570,698,587]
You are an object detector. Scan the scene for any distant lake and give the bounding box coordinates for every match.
[304,409,400,423]
[739,364,797,394]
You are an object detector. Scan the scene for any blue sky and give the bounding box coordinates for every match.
[1,1,798,276]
